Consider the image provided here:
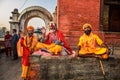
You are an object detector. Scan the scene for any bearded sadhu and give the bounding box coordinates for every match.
[41,21,75,56]
[77,23,109,59]
[18,26,38,79]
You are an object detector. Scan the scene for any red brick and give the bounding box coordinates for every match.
[57,0,100,47]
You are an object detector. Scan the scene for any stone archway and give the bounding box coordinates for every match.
[9,6,53,33]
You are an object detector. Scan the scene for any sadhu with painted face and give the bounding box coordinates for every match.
[41,21,75,56]
[78,23,109,59]
[18,26,38,79]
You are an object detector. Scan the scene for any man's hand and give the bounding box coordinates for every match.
[41,27,46,34]
[30,49,34,54]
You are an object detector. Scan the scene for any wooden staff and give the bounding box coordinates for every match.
[79,54,106,79]
[99,59,106,80]
[99,59,105,75]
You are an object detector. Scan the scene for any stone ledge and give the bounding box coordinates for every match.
[30,56,120,80]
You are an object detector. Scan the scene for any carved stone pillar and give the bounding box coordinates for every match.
[9,8,20,33]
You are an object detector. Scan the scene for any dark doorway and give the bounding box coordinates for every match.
[109,5,120,32]
[102,0,120,32]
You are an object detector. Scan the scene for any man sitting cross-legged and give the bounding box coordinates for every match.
[77,23,109,59]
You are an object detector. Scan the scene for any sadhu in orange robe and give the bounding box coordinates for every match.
[34,30,73,55]
[18,35,38,79]
[45,30,73,55]
[78,33,108,59]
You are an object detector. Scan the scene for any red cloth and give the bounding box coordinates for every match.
[45,30,73,54]
[4,34,12,47]
[4,34,12,40]
[22,47,30,66]
[20,38,30,66]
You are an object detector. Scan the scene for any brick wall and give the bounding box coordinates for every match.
[57,0,101,48]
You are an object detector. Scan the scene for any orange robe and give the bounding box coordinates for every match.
[78,33,107,55]
[35,42,62,55]
[17,38,23,57]
[19,35,38,78]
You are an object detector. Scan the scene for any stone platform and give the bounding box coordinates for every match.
[30,55,120,80]
[0,47,120,80]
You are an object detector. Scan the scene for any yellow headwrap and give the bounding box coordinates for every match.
[82,23,92,30]
[26,26,34,32]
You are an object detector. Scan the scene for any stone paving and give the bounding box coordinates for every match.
[0,53,22,80]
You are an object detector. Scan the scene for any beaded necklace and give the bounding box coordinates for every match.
[25,36,33,48]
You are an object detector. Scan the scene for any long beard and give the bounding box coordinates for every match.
[28,33,33,37]
[85,30,91,35]
[50,30,56,33]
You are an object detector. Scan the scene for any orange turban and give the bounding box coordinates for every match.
[82,23,92,30]
[26,26,34,31]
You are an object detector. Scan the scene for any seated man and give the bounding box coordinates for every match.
[41,21,75,56]
[78,23,109,59]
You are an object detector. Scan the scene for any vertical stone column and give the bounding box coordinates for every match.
[9,9,20,33]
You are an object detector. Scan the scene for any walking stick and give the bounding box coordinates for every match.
[99,58,106,80]
[79,54,107,79]
[99,59,105,75]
